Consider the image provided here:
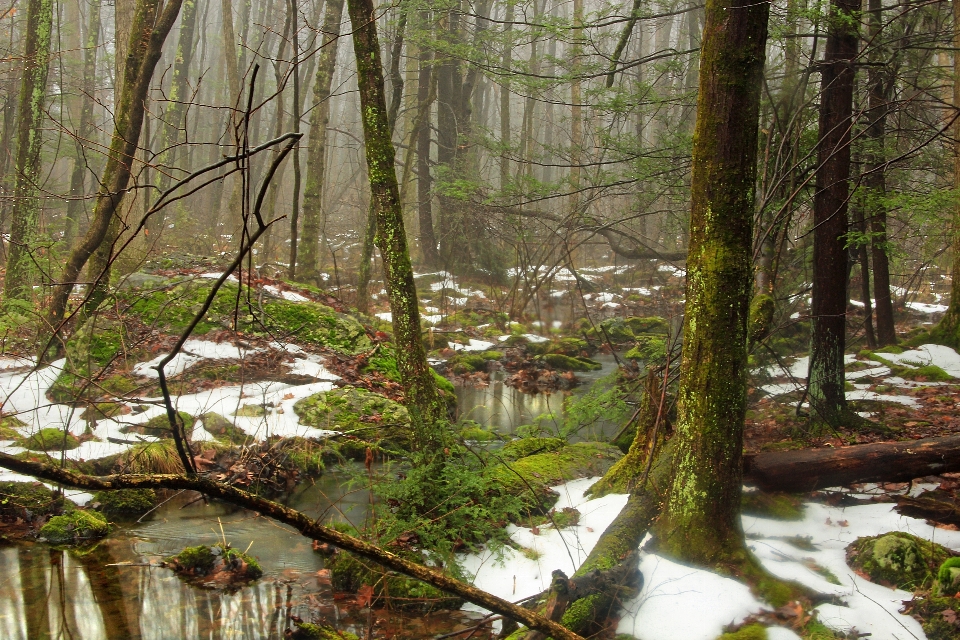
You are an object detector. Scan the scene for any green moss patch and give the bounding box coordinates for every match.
[624,335,667,362]
[295,386,411,443]
[120,411,193,439]
[741,492,805,521]
[0,481,67,519]
[291,622,359,640]
[93,489,157,517]
[0,414,25,440]
[199,413,250,444]
[541,353,602,371]
[115,440,186,474]
[19,428,80,451]
[40,510,109,545]
[717,624,768,640]
[846,532,955,590]
[499,437,566,461]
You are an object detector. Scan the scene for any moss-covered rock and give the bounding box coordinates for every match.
[624,335,667,362]
[19,428,80,451]
[499,437,566,461]
[120,411,193,439]
[0,481,67,519]
[487,442,623,511]
[741,492,805,520]
[459,420,502,442]
[166,543,263,588]
[541,353,602,371]
[39,510,109,545]
[291,622,360,640]
[547,337,590,357]
[0,414,26,440]
[294,386,411,443]
[199,413,250,444]
[93,489,157,517]
[449,353,490,374]
[846,532,955,590]
[717,624,768,640]
[625,316,669,335]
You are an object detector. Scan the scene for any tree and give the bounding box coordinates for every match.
[654,0,770,564]
[3,0,54,302]
[807,0,859,427]
[346,0,449,454]
[43,0,184,353]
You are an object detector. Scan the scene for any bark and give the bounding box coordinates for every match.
[415,39,439,266]
[854,201,876,348]
[568,0,583,210]
[346,0,449,452]
[43,0,184,354]
[808,0,858,427]
[499,1,513,188]
[0,451,585,640]
[287,0,302,278]
[654,0,769,563]
[3,0,54,302]
[298,0,345,284]
[745,434,960,493]
[149,0,200,236]
[864,0,896,346]
[356,200,377,313]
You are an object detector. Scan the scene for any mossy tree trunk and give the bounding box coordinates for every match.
[43,0,184,353]
[64,0,102,249]
[298,0,345,284]
[346,0,450,454]
[808,0,859,427]
[3,0,54,303]
[654,0,769,564]
[416,33,440,266]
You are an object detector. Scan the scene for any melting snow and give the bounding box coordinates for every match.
[132,340,260,378]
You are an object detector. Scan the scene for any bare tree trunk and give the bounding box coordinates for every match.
[499,1,513,189]
[3,0,54,302]
[416,41,439,266]
[808,0,858,427]
[287,0,302,278]
[64,0,102,248]
[299,0,345,283]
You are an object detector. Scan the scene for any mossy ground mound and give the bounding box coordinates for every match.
[846,532,955,590]
[487,442,623,512]
[19,428,80,451]
[120,411,193,439]
[39,510,109,545]
[0,481,68,519]
[498,437,566,461]
[199,412,250,444]
[93,489,157,518]
[166,543,263,589]
[295,386,411,443]
[291,622,359,640]
[115,440,186,474]
[741,492,805,520]
[0,414,26,439]
[541,353,602,371]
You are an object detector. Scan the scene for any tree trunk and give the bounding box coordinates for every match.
[299,0,345,283]
[864,0,896,346]
[3,0,54,302]
[287,0,302,278]
[499,1,513,189]
[64,0,103,249]
[346,0,449,453]
[416,39,439,266]
[43,0,184,354]
[654,0,769,564]
[808,0,858,427]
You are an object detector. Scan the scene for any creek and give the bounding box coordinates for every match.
[0,355,622,640]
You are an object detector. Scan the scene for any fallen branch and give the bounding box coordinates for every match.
[0,451,585,640]
[745,433,960,492]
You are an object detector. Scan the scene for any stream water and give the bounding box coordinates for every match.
[0,356,622,639]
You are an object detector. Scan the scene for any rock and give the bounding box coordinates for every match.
[846,532,955,590]
[39,510,109,545]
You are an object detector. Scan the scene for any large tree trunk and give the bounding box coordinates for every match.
[299,0,345,284]
[346,0,449,454]
[43,0,184,355]
[864,0,896,346]
[3,0,54,302]
[64,0,103,249]
[808,0,859,427]
[416,38,439,266]
[654,0,769,564]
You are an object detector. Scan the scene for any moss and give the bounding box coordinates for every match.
[167,543,262,582]
[717,624,768,640]
[19,428,80,451]
[233,404,267,417]
[0,414,25,439]
[80,402,126,422]
[875,344,906,354]
[560,592,605,633]
[199,413,250,444]
[170,544,216,574]
[846,532,954,590]
[0,481,66,518]
[547,337,589,356]
[541,353,602,371]
[40,510,109,545]
[625,316,669,335]
[624,335,667,362]
[748,294,776,343]
[741,492,805,520]
[460,421,501,441]
[272,437,325,475]
[120,411,193,438]
[93,489,157,517]
[902,365,955,382]
[798,619,845,639]
[488,442,623,511]
[291,622,360,640]
[432,368,455,394]
[936,556,960,593]
[363,347,402,382]
[294,386,411,443]
[499,437,566,461]
[450,353,489,374]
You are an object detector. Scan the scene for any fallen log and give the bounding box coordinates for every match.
[745,434,960,493]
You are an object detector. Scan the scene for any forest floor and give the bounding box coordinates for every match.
[0,256,959,639]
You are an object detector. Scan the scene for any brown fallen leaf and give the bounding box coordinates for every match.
[357,584,374,607]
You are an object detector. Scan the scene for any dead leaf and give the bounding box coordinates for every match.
[356,584,374,607]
